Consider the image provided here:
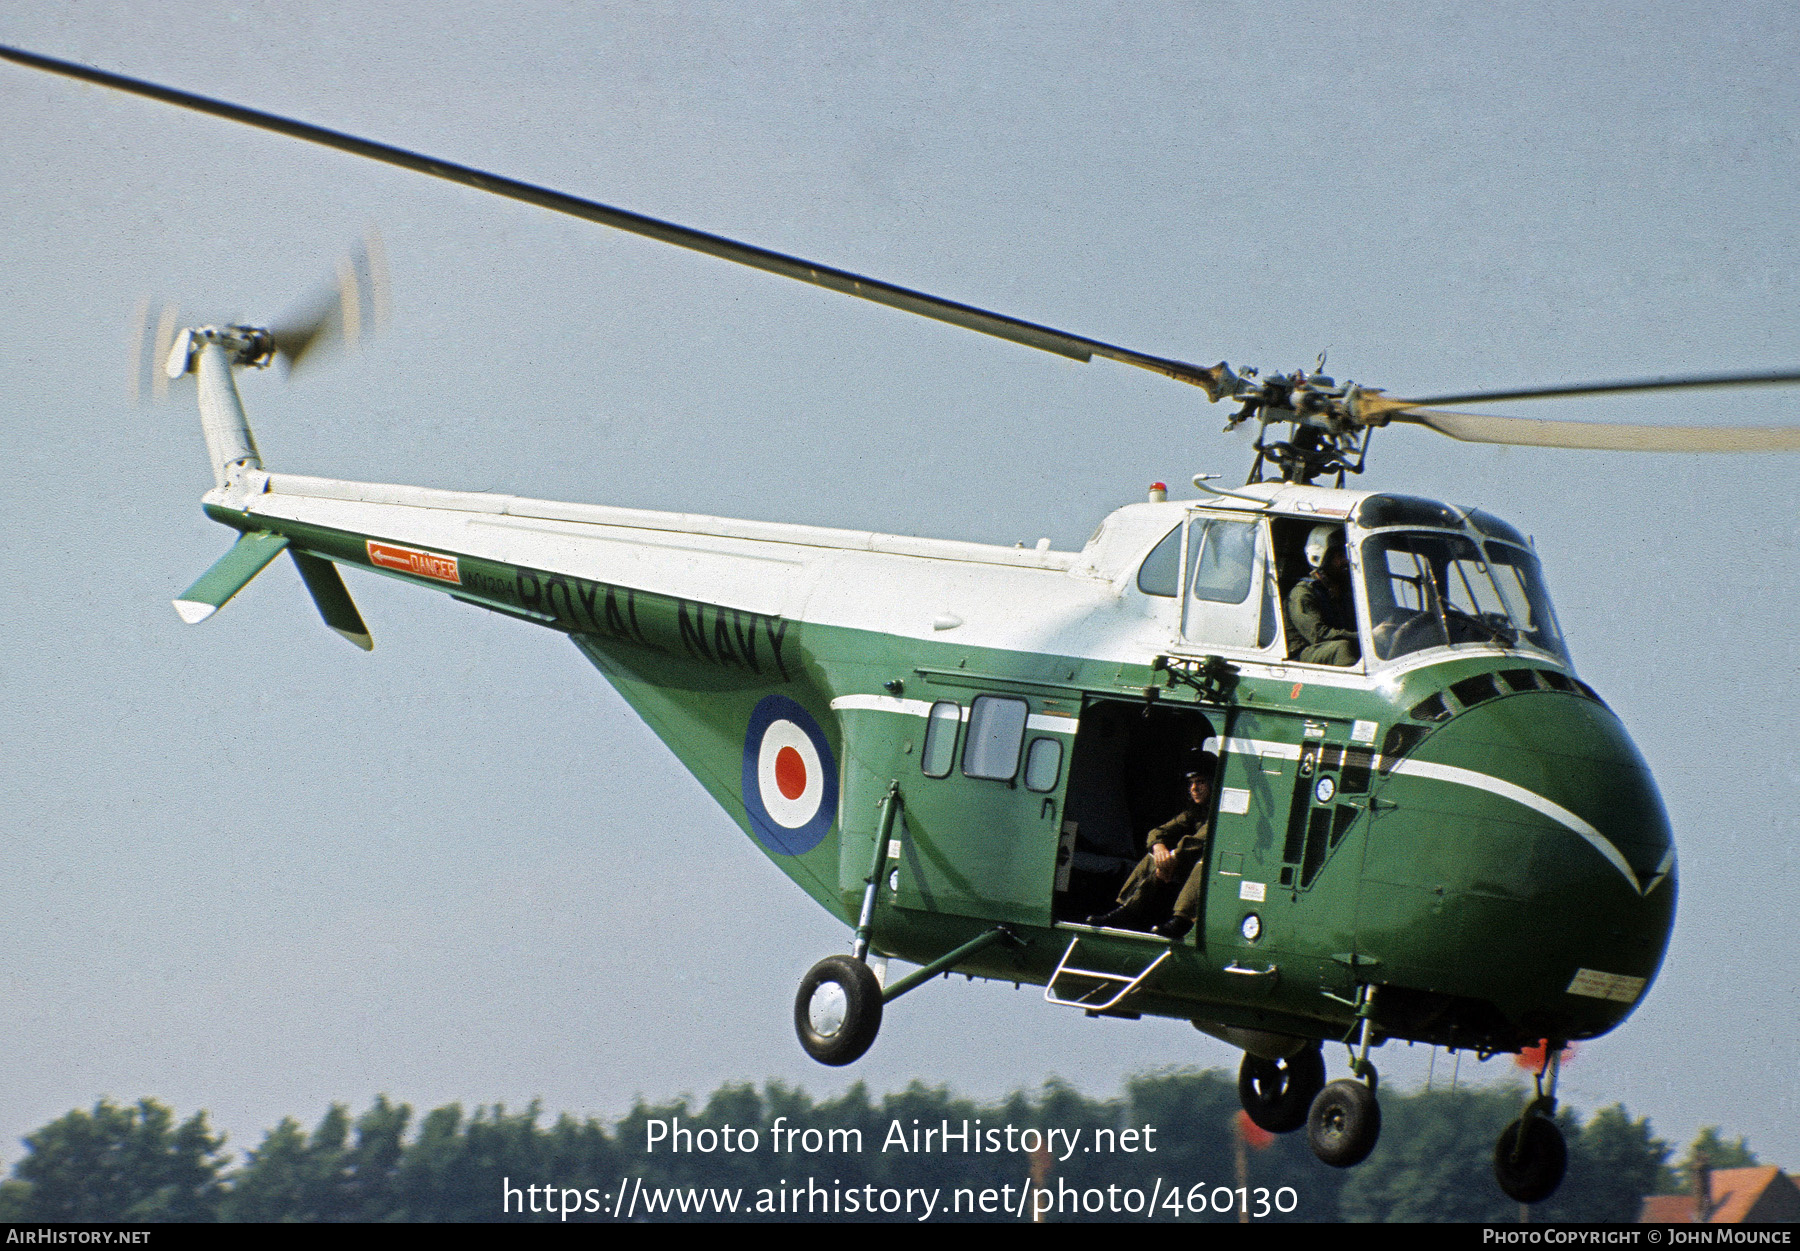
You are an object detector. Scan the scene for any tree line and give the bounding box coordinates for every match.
[0,1071,1752,1222]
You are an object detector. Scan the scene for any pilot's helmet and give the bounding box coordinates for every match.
[1304,524,1344,569]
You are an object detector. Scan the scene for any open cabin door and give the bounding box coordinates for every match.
[1180,512,1280,653]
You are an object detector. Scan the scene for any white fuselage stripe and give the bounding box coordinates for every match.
[828,694,1077,735]
[1215,738,1641,893]
[835,709,1640,888]
[1222,737,1302,761]
[1385,759,1640,892]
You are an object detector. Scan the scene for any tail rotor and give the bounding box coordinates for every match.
[128,227,390,402]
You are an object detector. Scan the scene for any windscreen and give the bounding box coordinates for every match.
[1362,530,1568,664]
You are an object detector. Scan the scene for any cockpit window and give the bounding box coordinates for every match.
[1189,518,1257,604]
[1481,542,1567,660]
[1463,507,1529,548]
[1362,531,1568,664]
[1355,494,1464,530]
[1136,525,1181,597]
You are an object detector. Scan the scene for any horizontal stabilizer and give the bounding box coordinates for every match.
[172,530,289,623]
[291,550,373,650]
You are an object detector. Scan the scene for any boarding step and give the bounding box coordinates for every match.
[1044,934,1171,1014]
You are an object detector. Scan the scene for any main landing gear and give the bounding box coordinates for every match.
[1493,1044,1568,1204]
[1234,1043,1382,1167]
[1230,1025,1571,1204]
[1238,1046,1326,1134]
[793,928,1021,1066]
[795,955,884,1066]
[1307,1070,1382,1168]
[796,783,1025,1066]
[1236,987,1385,1168]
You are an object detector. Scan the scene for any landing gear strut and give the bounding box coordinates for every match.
[794,783,1024,1067]
[1306,986,1382,1167]
[1494,1044,1568,1204]
[793,926,1019,1066]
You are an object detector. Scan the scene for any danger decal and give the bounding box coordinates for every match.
[741,695,837,856]
[367,540,461,585]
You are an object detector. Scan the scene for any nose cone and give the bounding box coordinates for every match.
[1358,688,1675,1045]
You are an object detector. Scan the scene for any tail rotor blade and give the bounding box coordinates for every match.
[336,253,362,352]
[127,296,151,403]
[269,234,388,374]
[150,301,180,401]
[363,225,391,332]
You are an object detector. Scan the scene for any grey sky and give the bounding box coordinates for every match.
[1,1,1794,1182]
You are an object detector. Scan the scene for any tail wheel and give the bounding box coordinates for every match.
[1237,1046,1326,1133]
[1306,1078,1382,1168]
[794,955,883,1066]
[1494,1115,1568,1204]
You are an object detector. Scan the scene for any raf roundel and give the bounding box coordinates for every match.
[741,695,838,855]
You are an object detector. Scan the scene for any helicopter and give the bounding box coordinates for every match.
[7,43,1800,1207]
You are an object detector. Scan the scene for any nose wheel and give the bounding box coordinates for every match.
[1494,1110,1568,1204]
[1494,1045,1570,1204]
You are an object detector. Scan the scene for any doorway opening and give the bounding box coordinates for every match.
[1055,699,1215,923]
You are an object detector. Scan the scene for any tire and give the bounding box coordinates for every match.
[1238,1046,1326,1134]
[1306,1078,1382,1168]
[1494,1116,1568,1204]
[794,955,883,1066]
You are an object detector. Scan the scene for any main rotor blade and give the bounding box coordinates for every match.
[1388,369,1800,410]
[1357,369,1800,450]
[1394,407,1800,452]
[0,44,1234,399]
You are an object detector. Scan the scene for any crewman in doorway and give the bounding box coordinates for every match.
[1088,753,1217,940]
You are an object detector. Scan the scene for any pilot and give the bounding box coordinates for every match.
[1088,754,1218,941]
[1288,525,1360,666]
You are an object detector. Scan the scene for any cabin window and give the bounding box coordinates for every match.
[962,695,1028,781]
[921,701,961,778]
[1136,526,1181,597]
[1024,736,1063,792]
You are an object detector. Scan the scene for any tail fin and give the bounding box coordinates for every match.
[172,531,287,624]
[173,532,373,650]
[290,550,373,650]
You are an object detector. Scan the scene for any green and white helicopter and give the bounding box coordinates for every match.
[9,44,1800,1206]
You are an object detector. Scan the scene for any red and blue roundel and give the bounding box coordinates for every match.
[742,695,838,855]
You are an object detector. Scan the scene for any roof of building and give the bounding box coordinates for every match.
[1639,1167,1800,1223]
